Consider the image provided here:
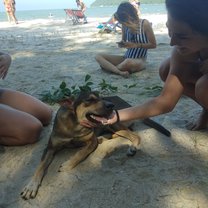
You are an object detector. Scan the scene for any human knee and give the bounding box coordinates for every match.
[21,121,43,145]
[159,58,170,82]
[159,65,168,82]
[95,53,104,62]
[42,107,53,126]
[195,75,208,108]
[123,58,132,66]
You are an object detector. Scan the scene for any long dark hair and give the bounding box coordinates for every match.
[115,2,139,24]
[166,0,208,35]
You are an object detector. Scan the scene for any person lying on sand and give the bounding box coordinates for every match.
[0,52,52,146]
[95,2,156,78]
[84,0,208,131]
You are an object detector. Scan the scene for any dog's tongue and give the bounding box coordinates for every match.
[90,111,115,124]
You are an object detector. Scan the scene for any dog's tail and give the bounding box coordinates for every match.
[143,118,171,137]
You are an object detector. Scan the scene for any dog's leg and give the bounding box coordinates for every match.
[112,127,141,156]
[20,146,56,200]
[58,135,98,172]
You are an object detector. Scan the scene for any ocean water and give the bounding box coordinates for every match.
[0,4,166,22]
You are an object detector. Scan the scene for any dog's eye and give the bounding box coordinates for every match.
[85,98,96,102]
[84,97,99,106]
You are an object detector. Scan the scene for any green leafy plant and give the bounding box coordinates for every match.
[123,83,137,89]
[39,74,162,105]
[39,81,72,105]
[98,79,118,93]
[39,74,119,105]
[139,85,163,97]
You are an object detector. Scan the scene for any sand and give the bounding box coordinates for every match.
[0,14,208,208]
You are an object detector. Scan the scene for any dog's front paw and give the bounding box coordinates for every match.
[126,145,138,156]
[58,161,73,172]
[20,180,40,200]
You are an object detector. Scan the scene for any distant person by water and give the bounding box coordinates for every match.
[76,0,88,23]
[3,0,18,24]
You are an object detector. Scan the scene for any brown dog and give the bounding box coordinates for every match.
[20,92,141,200]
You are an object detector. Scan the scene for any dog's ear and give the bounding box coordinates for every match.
[73,91,91,111]
[92,91,100,97]
[58,98,74,107]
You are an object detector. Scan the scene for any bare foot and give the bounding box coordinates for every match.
[120,71,130,78]
[187,109,208,130]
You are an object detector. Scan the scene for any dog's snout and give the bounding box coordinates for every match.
[105,101,114,109]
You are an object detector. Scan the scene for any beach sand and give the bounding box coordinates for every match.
[0,15,208,208]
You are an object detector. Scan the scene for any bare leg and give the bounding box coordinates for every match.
[95,53,129,77]
[11,11,18,24]
[0,89,52,146]
[117,58,146,73]
[189,74,208,130]
[6,12,11,22]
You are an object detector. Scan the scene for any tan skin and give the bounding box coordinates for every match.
[76,0,86,13]
[95,19,156,78]
[0,53,52,146]
[89,14,208,130]
[3,0,18,24]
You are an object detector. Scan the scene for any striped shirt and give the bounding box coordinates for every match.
[124,19,148,59]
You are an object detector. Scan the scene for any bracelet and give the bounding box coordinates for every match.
[115,110,120,123]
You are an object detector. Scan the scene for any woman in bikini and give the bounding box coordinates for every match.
[95,2,156,78]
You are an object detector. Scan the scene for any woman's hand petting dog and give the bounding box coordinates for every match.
[80,110,119,128]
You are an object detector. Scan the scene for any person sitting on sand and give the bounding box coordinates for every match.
[0,52,52,146]
[3,0,18,24]
[95,2,156,77]
[76,0,88,24]
[83,0,208,132]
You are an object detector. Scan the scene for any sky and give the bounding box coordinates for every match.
[0,0,95,12]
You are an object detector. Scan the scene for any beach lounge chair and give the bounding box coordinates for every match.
[64,9,85,25]
[97,15,121,33]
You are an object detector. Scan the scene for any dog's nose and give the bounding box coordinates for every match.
[105,101,114,109]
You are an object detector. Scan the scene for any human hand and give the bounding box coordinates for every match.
[80,110,119,128]
[116,41,126,48]
[0,54,11,79]
[123,42,139,49]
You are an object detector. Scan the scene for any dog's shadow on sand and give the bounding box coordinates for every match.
[38,129,208,208]
[1,125,208,208]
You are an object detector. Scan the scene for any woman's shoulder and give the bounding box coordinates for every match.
[141,19,152,31]
[141,19,151,26]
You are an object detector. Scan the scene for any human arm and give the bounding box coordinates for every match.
[0,52,11,79]
[94,49,185,125]
[119,74,183,122]
[121,20,157,49]
[116,26,127,48]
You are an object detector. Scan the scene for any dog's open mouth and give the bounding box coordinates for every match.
[86,112,112,124]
